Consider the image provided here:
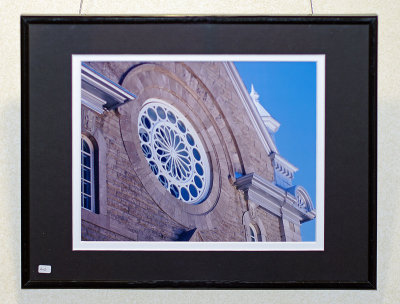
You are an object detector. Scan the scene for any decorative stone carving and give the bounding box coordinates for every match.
[292,185,314,212]
[248,201,258,219]
[82,107,96,133]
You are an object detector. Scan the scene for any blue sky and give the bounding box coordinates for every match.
[235,61,317,241]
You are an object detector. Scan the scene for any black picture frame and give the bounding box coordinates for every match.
[21,16,377,289]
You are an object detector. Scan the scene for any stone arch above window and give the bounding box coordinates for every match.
[242,210,267,242]
[81,104,108,218]
[248,223,259,242]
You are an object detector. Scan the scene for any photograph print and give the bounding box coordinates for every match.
[73,55,324,251]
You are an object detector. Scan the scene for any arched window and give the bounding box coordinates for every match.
[81,135,96,212]
[249,224,258,242]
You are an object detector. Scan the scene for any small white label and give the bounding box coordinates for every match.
[38,265,51,274]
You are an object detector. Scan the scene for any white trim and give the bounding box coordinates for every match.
[271,153,298,176]
[234,173,315,223]
[72,56,82,250]
[81,65,136,113]
[316,56,325,247]
[223,61,277,155]
[262,116,280,134]
[294,185,314,211]
[81,65,136,101]
[74,54,325,62]
[74,241,323,251]
[251,84,281,134]
[81,89,106,114]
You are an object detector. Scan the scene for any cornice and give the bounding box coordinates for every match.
[81,63,136,114]
[235,173,315,224]
[270,153,298,187]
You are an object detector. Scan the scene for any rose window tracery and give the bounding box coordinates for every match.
[138,101,211,204]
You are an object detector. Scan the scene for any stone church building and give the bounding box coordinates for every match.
[80,60,315,243]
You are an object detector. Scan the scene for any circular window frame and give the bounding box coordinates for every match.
[137,100,211,205]
[119,93,223,229]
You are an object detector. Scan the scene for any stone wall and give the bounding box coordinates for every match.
[81,107,188,241]
[257,208,283,242]
[81,61,284,242]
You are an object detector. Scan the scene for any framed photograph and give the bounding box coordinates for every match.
[21,16,377,288]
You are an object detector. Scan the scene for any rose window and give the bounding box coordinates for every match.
[138,101,211,204]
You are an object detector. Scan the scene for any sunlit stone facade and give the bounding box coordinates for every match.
[80,61,315,242]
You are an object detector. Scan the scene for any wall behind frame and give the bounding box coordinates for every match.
[0,0,398,303]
